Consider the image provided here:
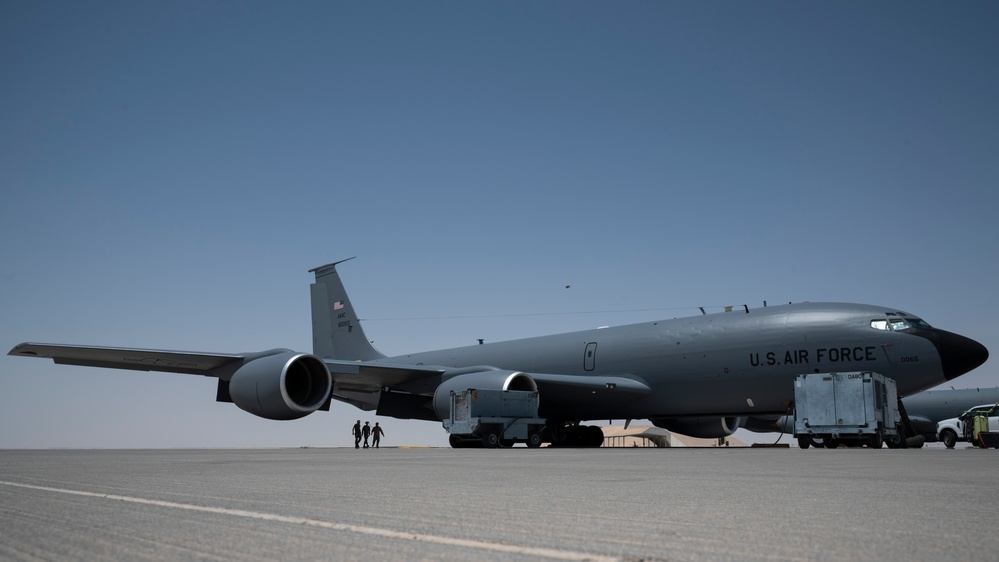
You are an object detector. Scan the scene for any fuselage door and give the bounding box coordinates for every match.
[584,342,597,371]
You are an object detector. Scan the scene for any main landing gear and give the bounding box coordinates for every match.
[547,423,604,448]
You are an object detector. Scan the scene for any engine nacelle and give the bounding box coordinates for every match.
[650,416,744,439]
[228,351,331,420]
[432,369,538,420]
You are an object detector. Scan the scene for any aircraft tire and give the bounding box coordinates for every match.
[797,436,811,449]
[562,427,584,447]
[824,438,841,449]
[449,435,464,449]
[587,425,604,447]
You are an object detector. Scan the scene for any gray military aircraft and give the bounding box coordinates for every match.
[8,259,990,447]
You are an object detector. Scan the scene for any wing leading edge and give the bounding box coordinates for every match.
[8,342,252,377]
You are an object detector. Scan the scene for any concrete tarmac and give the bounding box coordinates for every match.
[0,447,995,562]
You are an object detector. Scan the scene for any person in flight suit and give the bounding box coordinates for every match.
[371,422,385,448]
[352,420,362,449]
[361,421,371,448]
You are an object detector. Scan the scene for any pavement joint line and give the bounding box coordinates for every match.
[0,480,619,562]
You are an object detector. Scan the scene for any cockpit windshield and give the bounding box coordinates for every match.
[890,319,911,331]
[870,317,931,331]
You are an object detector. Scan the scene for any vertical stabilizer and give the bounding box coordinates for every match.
[309,258,386,361]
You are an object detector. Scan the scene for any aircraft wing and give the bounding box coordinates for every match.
[323,363,651,401]
[324,360,446,394]
[323,361,653,419]
[10,342,651,419]
[7,342,254,377]
[8,343,446,390]
[318,359,446,414]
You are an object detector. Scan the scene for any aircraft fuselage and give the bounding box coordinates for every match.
[379,302,981,420]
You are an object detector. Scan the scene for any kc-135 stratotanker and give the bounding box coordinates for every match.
[9,259,989,447]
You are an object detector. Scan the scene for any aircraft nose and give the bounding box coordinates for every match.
[926,329,989,380]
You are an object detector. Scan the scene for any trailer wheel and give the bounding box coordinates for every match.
[526,431,543,448]
[797,436,811,449]
[885,430,906,449]
[868,432,883,449]
[482,431,501,448]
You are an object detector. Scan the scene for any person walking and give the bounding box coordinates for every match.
[372,422,385,448]
[361,421,371,448]
[352,420,362,449]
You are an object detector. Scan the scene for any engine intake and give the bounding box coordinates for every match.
[432,369,537,420]
[228,351,331,420]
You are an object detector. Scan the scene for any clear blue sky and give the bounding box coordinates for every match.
[2,2,997,448]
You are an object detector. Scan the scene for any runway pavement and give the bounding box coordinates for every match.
[0,447,995,561]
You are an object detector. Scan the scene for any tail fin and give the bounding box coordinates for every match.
[309,258,386,361]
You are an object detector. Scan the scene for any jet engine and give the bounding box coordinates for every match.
[432,369,538,420]
[650,416,744,439]
[228,351,332,420]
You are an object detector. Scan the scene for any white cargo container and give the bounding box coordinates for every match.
[794,371,901,449]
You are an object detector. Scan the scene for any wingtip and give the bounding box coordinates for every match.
[8,343,35,356]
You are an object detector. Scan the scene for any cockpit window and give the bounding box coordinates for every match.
[871,318,931,331]
[889,319,911,331]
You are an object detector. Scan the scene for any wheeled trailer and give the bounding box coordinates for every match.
[443,389,546,448]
